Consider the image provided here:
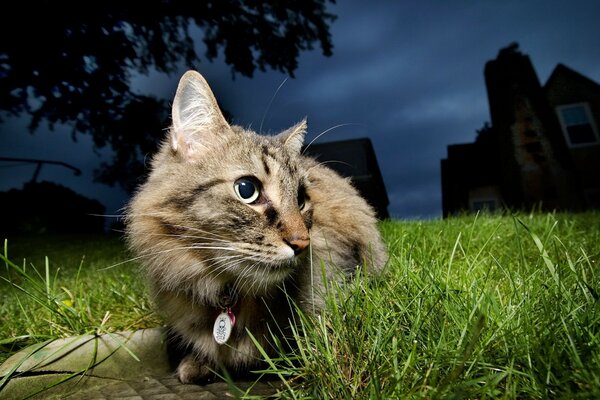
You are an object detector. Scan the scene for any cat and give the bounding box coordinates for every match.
[126,70,387,384]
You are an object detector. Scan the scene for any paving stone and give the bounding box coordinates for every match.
[0,328,280,399]
[0,328,170,379]
[179,392,218,400]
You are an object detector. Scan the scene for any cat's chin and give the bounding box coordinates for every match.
[255,259,296,280]
[232,256,301,295]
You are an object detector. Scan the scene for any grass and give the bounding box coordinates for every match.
[0,234,160,365]
[1,212,600,398]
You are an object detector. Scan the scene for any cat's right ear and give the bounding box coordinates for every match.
[170,70,230,159]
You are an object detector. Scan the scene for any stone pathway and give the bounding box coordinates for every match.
[0,328,280,399]
[62,377,278,399]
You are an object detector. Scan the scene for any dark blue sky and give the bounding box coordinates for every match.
[2,1,600,220]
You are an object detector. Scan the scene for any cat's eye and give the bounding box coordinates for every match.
[298,186,307,210]
[234,178,260,204]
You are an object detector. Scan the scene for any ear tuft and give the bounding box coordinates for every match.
[170,70,229,158]
[278,118,307,155]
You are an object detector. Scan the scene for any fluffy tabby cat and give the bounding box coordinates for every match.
[126,70,387,383]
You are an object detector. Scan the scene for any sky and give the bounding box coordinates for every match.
[2,1,600,222]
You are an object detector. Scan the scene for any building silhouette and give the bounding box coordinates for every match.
[441,43,600,217]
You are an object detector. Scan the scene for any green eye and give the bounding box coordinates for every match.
[234,178,260,203]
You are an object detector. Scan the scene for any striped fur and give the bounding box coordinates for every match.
[126,70,387,383]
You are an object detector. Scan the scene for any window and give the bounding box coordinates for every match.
[470,200,497,213]
[556,103,599,147]
[468,186,501,213]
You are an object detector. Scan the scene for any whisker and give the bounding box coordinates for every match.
[88,213,125,218]
[136,231,230,244]
[100,251,169,270]
[302,123,364,155]
[260,76,289,133]
[175,225,230,240]
[123,213,230,241]
[304,159,355,177]
[207,256,246,284]
[100,244,239,271]
[234,256,267,295]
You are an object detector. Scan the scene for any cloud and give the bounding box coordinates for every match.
[3,1,600,221]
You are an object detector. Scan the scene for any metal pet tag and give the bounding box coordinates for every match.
[213,309,235,345]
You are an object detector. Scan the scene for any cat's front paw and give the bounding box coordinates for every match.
[176,354,215,384]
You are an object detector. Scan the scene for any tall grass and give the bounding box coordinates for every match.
[255,212,600,398]
[0,234,160,364]
[2,213,599,398]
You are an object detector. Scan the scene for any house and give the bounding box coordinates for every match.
[441,43,600,217]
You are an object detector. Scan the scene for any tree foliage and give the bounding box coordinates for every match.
[0,1,336,190]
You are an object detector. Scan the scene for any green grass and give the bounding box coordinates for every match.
[0,234,161,365]
[2,212,600,398]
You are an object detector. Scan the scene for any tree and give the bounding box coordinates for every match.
[0,1,336,190]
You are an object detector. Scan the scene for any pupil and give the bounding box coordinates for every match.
[298,187,305,207]
[239,181,255,199]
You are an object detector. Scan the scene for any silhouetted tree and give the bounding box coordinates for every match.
[0,1,336,190]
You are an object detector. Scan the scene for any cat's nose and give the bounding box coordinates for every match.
[284,235,310,255]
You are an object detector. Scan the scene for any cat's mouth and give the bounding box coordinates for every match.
[201,240,308,291]
[254,251,300,273]
[232,247,306,286]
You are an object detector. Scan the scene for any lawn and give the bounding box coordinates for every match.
[1,212,599,398]
[0,233,161,365]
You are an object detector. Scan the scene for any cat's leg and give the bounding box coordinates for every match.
[176,353,215,384]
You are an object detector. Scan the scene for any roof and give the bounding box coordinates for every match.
[545,63,600,91]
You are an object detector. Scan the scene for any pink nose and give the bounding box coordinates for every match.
[284,235,310,255]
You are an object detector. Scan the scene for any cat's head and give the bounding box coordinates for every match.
[129,70,314,295]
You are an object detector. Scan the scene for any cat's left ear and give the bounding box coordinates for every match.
[277,119,307,154]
